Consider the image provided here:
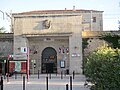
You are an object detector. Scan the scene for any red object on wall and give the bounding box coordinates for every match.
[9,62,15,73]
[9,61,27,73]
[21,62,27,73]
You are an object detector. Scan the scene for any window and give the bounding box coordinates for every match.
[93,17,96,22]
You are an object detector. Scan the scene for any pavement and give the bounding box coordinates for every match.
[2,74,90,90]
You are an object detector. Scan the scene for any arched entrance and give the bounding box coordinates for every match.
[41,47,57,73]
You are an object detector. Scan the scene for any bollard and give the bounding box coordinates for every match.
[47,70,48,77]
[7,73,9,82]
[38,70,40,79]
[1,77,3,90]
[46,76,48,90]
[15,73,17,79]
[23,76,25,90]
[64,70,66,76]
[49,73,51,79]
[56,72,57,76]
[4,74,6,79]
[70,76,72,90]
[61,71,63,79]
[29,70,31,76]
[73,71,75,79]
[66,84,69,90]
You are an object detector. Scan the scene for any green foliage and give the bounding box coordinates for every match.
[0,27,6,33]
[84,45,120,90]
[82,38,89,74]
[82,38,89,50]
[100,33,120,49]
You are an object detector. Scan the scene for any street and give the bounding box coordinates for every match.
[2,74,90,90]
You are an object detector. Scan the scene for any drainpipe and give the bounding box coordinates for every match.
[90,10,93,31]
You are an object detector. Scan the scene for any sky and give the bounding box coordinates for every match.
[0,0,120,32]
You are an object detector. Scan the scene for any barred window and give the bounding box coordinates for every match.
[93,17,96,22]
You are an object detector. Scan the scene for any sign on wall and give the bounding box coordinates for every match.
[9,61,27,73]
[72,53,80,57]
[60,60,65,68]
[21,47,27,53]
[13,54,27,60]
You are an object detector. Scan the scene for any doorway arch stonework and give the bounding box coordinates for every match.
[41,47,57,73]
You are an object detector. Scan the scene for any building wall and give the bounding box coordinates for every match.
[69,26,83,74]
[84,38,105,56]
[13,10,103,33]
[12,9,103,74]
[28,37,69,73]
[0,30,118,74]
[0,40,13,57]
[0,32,110,74]
[13,14,83,74]
[0,33,13,57]
[14,15,82,35]
[81,12,103,31]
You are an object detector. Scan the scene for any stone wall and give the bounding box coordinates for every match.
[0,33,13,57]
[14,15,82,35]
[28,36,69,73]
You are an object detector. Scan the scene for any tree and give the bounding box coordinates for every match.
[82,38,89,74]
[84,45,120,90]
[100,32,120,49]
[0,27,6,33]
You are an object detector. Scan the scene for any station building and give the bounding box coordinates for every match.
[11,9,103,74]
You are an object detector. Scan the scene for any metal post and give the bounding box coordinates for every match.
[46,76,48,90]
[61,71,63,79]
[4,74,6,79]
[49,73,51,79]
[64,70,66,76]
[73,71,75,79]
[70,76,72,90]
[56,71,57,76]
[7,74,9,82]
[1,77,3,90]
[38,70,39,79]
[3,62,6,79]
[28,70,30,76]
[23,76,25,90]
[15,73,17,79]
[32,61,34,74]
[66,84,69,90]
[47,70,48,77]
[7,55,10,82]
[27,48,30,82]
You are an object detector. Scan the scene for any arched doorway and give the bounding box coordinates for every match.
[41,47,57,73]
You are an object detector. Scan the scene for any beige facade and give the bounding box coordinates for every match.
[12,9,103,74]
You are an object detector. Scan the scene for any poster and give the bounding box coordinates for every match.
[60,60,65,68]
[15,61,21,72]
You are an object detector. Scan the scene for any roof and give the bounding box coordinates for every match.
[82,31,120,38]
[0,33,13,40]
[13,9,104,15]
